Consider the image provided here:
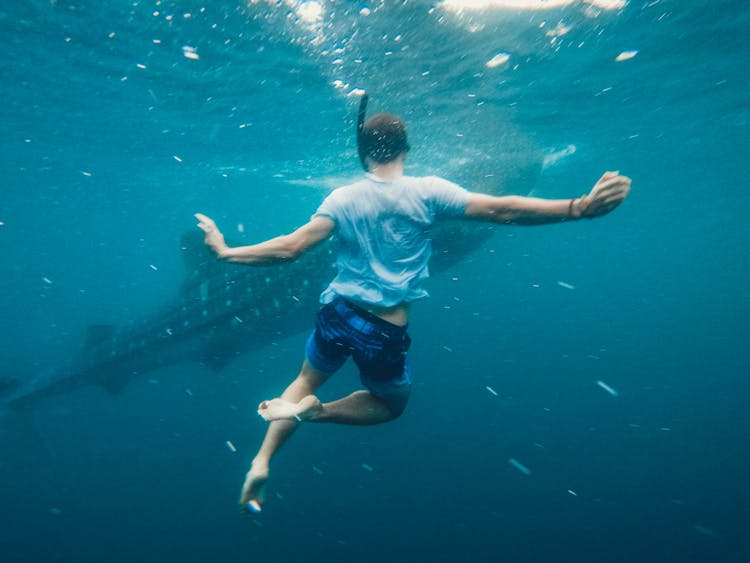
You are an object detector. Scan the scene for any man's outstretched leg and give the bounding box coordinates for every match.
[240,360,328,511]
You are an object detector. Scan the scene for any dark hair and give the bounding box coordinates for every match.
[358,113,410,165]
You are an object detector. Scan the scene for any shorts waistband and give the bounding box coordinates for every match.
[331,297,408,333]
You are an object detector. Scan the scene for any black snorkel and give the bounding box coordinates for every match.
[357,91,369,171]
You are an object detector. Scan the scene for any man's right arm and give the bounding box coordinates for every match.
[195,214,335,265]
[464,171,631,225]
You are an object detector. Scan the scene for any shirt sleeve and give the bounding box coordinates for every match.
[425,176,471,218]
[312,189,342,224]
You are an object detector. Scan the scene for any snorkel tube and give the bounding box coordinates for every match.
[357,91,369,171]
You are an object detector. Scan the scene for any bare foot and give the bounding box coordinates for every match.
[257,395,322,422]
[239,460,268,513]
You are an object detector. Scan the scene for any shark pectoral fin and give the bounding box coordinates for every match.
[72,325,118,372]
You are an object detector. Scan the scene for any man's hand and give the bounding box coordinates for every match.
[576,171,631,218]
[195,213,229,257]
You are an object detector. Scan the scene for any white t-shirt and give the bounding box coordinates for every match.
[314,173,470,307]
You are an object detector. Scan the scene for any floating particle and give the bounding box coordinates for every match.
[587,354,601,360]
[567,489,578,496]
[596,380,619,397]
[312,465,324,475]
[49,507,62,516]
[486,53,510,68]
[43,277,53,284]
[533,442,545,449]
[153,39,161,44]
[182,46,199,60]
[485,385,498,397]
[442,346,453,352]
[508,458,531,475]
[360,8,371,16]
[557,280,576,290]
[149,264,158,271]
[81,171,92,177]
[0,221,4,226]
[185,388,193,396]
[147,378,159,385]
[108,32,116,39]
[165,328,173,336]
[136,63,147,69]
[173,155,183,163]
[660,427,671,431]
[225,440,237,453]
[615,50,638,62]
[361,463,374,472]
[233,316,243,323]
[237,223,245,233]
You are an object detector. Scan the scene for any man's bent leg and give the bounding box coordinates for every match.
[260,389,398,426]
[314,390,398,425]
[240,360,328,510]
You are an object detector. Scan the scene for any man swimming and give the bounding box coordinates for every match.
[196,95,630,513]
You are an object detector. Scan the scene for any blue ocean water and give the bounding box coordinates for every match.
[1,1,748,561]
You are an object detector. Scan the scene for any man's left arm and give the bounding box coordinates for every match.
[194,213,335,265]
[464,171,631,225]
